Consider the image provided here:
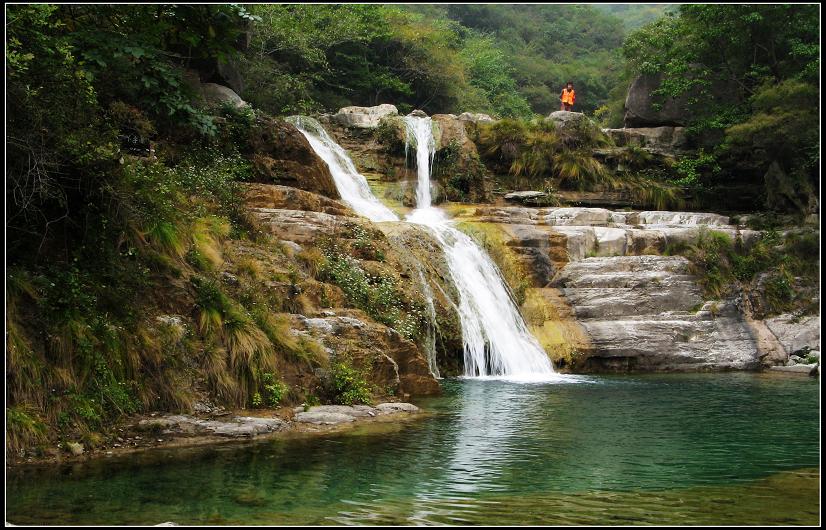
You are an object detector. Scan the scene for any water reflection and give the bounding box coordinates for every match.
[6,373,820,525]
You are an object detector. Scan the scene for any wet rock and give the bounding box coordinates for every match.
[248,117,340,199]
[294,411,356,425]
[333,104,399,129]
[141,415,286,437]
[408,109,428,118]
[375,402,420,414]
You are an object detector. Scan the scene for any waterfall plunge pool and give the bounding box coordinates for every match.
[6,373,819,525]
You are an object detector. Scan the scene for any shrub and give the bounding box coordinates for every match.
[326,358,373,405]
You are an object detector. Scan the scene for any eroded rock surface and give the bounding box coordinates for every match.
[454,205,765,372]
[248,117,340,198]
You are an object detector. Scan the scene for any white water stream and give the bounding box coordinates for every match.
[289,116,399,222]
[294,114,555,380]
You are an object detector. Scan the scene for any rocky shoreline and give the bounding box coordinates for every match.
[7,403,425,468]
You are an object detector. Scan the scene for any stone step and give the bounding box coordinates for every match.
[561,287,703,318]
[556,255,692,276]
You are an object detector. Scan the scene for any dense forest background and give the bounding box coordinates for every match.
[240,3,672,118]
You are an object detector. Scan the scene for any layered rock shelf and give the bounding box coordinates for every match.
[452,205,800,372]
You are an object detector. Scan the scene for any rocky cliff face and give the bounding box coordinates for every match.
[248,117,341,199]
[243,182,463,393]
[451,205,778,372]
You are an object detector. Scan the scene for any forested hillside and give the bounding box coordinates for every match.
[240,4,643,117]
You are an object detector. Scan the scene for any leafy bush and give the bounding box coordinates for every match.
[326,358,373,405]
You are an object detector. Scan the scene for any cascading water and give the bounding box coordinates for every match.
[404,116,555,379]
[403,116,436,208]
[289,115,441,379]
[295,113,555,380]
[288,116,399,222]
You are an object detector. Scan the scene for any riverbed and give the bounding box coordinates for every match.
[6,373,820,525]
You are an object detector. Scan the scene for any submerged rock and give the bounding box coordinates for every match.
[769,364,819,375]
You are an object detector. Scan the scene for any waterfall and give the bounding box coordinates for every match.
[403,117,555,380]
[416,268,441,379]
[294,113,555,380]
[288,116,399,222]
[403,116,436,208]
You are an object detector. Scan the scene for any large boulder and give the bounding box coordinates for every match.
[332,104,399,129]
[248,117,340,199]
[432,114,476,153]
[602,126,689,152]
[242,183,353,216]
[547,111,591,131]
[765,314,821,356]
[624,73,692,127]
[553,256,760,371]
[200,82,248,109]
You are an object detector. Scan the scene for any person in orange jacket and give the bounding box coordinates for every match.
[560,81,575,111]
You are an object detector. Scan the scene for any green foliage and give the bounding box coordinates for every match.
[326,357,373,406]
[725,80,819,174]
[458,35,532,118]
[433,140,489,202]
[319,252,421,339]
[258,373,289,408]
[622,4,819,213]
[673,150,721,187]
[476,118,612,190]
[665,228,819,316]
[241,4,637,116]
[6,406,48,456]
